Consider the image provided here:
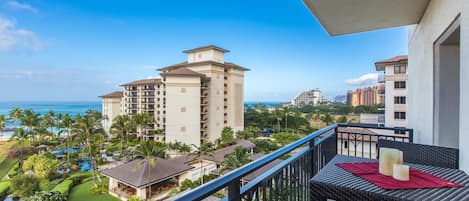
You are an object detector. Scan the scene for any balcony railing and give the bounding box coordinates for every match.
[174,124,412,201]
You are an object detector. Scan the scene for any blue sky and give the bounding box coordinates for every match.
[0,0,408,102]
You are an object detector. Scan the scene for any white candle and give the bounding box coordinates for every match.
[393,164,410,181]
[379,148,403,176]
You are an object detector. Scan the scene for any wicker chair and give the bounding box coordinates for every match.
[377,139,459,169]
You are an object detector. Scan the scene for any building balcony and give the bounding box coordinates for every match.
[378,74,385,83]
[174,124,468,200]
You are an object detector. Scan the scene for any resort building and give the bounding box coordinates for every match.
[101,45,248,147]
[121,79,164,140]
[100,91,123,136]
[346,85,384,107]
[375,56,408,128]
[103,140,255,200]
[290,89,322,106]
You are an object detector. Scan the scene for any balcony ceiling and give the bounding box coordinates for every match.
[303,0,430,36]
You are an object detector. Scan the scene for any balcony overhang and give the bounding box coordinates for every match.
[303,0,430,36]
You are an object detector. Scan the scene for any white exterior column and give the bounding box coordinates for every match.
[109,178,118,190]
[136,188,147,200]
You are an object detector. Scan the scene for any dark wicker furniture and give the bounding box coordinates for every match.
[310,155,469,201]
[378,139,459,169]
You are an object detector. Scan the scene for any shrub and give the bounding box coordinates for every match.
[0,180,10,197]
[90,184,107,195]
[68,172,92,184]
[10,174,40,198]
[128,195,141,201]
[180,179,196,191]
[51,179,73,196]
[7,162,20,178]
[23,191,67,201]
[23,154,60,179]
[7,147,35,160]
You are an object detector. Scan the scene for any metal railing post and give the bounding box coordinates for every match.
[227,181,241,201]
[409,129,414,143]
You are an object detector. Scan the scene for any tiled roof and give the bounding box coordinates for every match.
[120,78,162,86]
[242,153,283,182]
[169,140,256,164]
[182,45,230,53]
[102,158,193,188]
[158,61,250,71]
[375,55,408,64]
[161,68,205,77]
[99,91,123,98]
[375,55,408,70]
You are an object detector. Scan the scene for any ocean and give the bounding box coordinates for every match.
[0,101,283,138]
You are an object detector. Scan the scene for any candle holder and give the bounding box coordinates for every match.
[393,164,410,181]
[379,148,403,176]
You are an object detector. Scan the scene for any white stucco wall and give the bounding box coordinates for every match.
[460,0,469,173]
[408,0,467,172]
[165,76,202,147]
[102,97,122,134]
[384,64,408,128]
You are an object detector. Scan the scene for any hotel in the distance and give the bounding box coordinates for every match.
[101,45,248,146]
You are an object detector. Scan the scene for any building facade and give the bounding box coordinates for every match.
[375,56,408,128]
[291,89,322,106]
[101,46,248,147]
[346,85,384,107]
[100,91,123,136]
[303,0,468,172]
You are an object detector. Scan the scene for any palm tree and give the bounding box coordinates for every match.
[9,107,23,124]
[20,109,40,143]
[11,128,28,145]
[131,113,154,140]
[188,142,215,185]
[221,146,251,173]
[111,115,134,156]
[60,114,74,163]
[273,109,282,132]
[319,113,334,126]
[282,107,290,130]
[133,141,165,199]
[73,110,104,187]
[0,114,6,143]
[43,111,56,138]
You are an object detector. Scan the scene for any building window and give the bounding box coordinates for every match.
[394,96,406,104]
[394,81,406,89]
[394,65,406,74]
[394,128,406,135]
[394,112,406,120]
[181,88,186,93]
[181,107,186,112]
[180,127,186,132]
[344,141,348,149]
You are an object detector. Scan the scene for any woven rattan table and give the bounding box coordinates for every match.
[310,155,469,201]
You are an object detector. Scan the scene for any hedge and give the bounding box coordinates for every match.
[7,162,19,178]
[52,172,92,196]
[69,173,92,184]
[0,180,10,197]
[51,179,73,196]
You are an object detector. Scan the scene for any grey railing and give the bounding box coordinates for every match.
[175,124,413,201]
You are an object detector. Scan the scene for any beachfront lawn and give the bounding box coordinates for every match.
[0,141,18,178]
[68,179,118,201]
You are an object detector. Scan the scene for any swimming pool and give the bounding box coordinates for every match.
[52,148,81,155]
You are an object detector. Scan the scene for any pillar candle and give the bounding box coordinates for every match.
[379,148,403,176]
[393,164,410,181]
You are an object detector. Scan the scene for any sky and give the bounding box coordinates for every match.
[0,0,408,102]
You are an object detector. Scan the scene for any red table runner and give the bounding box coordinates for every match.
[336,162,464,190]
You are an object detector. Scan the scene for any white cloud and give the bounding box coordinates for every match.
[0,17,42,52]
[5,1,38,14]
[345,73,378,86]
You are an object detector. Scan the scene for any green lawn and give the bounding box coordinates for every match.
[0,141,18,179]
[68,180,119,201]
